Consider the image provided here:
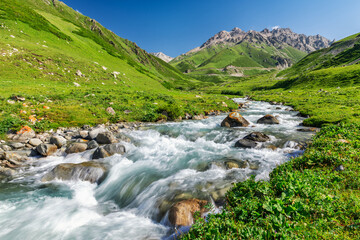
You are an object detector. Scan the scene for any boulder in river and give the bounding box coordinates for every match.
[225,160,248,169]
[87,140,99,149]
[96,132,117,144]
[235,139,257,148]
[168,199,208,226]
[221,112,250,128]
[0,166,16,177]
[28,138,43,147]
[36,144,58,156]
[50,136,67,148]
[92,143,126,159]
[243,132,270,142]
[41,162,106,183]
[257,114,279,124]
[65,143,88,154]
[89,127,107,140]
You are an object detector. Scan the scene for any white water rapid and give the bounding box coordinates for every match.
[0,99,316,239]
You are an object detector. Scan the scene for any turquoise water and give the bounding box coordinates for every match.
[0,99,315,239]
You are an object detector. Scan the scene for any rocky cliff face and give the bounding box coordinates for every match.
[150,52,174,63]
[194,27,332,54]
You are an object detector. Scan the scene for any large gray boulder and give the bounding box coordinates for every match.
[235,139,257,148]
[87,140,99,150]
[92,143,126,159]
[41,162,106,183]
[28,138,43,147]
[96,132,117,144]
[243,132,270,142]
[10,142,25,150]
[65,143,88,154]
[257,114,279,124]
[36,144,58,156]
[221,112,250,128]
[50,136,67,148]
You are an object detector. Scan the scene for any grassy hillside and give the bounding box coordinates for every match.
[278,33,360,81]
[0,0,238,135]
[171,42,306,77]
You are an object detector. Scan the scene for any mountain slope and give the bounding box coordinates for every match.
[171,28,332,76]
[276,32,360,88]
[0,0,195,89]
[0,0,236,131]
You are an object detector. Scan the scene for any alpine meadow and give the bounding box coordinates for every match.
[0,0,360,239]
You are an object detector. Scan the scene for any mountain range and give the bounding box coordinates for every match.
[171,27,333,76]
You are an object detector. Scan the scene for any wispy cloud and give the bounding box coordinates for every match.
[76,9,82,14]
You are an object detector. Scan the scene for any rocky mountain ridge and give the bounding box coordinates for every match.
[185,27,333,56]
[150,52,174,63]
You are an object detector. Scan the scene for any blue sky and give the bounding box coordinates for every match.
[62,0,360,57]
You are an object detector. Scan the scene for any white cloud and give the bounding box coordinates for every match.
[76,9,82,14]
[271,26,280,30]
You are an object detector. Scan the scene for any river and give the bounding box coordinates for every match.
[0,98,315,239]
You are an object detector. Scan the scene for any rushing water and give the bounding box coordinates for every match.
[0,99,315,240]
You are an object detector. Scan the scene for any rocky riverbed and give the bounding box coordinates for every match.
[0,98,318,239]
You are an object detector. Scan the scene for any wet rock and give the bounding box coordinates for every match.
[2,152,25,162]
[193,114,205,120]
[267,145,278,151]
[36,144,58,156]
[248,161,260,170]
[41,162,106,183]
[96,132,117,144]
[174,193,193,201]
[65,143,88,154]
[210,186,232,203]
[50,136,67,148]
[243,132,270,142]
[114,133,131,143]
[10,142,25,149]
[257,114,279,124]
[0,167,16,177]
[235,139,257,148]
[92,143,126,159]
[1,145,12,151]
[225,160,247,169]
[89,127,107,140]
[168,199,208,226]
[29,138,43,147]
[221,112,250,128]
[87,140,99,149]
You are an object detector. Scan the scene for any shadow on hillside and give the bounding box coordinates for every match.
[251,78,298,91]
